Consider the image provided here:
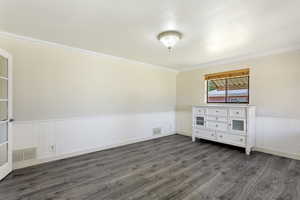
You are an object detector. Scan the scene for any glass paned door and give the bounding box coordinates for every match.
[0,50,12,181]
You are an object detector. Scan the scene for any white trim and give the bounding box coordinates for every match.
[0,76,8,80]
[0,163,10,180]
[13,132,176,170]
[181,45,300,72]
[0,31,179,73]
[0,48,12,181]
[254,147,300,161]
[176,131,192,137]
[1,31,300,73]
[0,142,8,147]
[0,120,8,125]
[13,113,169,124]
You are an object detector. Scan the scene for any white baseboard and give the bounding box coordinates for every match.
[176,131,191,137]
[254,147,300,160]
[13,132,175,170]
[176,131,300,160]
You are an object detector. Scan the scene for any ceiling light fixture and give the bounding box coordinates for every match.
[157,30,182,52]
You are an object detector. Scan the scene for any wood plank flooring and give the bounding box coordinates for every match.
[0,135,300,200]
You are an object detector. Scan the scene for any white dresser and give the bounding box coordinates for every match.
[192,105,255,155]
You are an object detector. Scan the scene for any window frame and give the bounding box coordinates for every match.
[206,75,249,104]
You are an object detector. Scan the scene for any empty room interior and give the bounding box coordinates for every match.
[1,0,300,199]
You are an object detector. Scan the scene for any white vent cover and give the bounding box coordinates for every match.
[13,147,37,163]
[153,127,162,135]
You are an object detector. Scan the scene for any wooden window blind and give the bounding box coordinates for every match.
[204,68,249,80]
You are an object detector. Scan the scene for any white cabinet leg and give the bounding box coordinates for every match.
[192,136,196,142]
[246,147,251,155]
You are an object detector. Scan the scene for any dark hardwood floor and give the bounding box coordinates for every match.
[0,135,300,200]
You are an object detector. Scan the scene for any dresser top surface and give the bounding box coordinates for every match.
[193,104,255,108]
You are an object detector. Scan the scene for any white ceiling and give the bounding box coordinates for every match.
[1,0,300,70]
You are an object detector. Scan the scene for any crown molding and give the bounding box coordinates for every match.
[2,31,300,73]
[0,31,179,73]
[180,44,300,72]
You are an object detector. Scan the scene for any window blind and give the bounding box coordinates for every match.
[204,68,249,80]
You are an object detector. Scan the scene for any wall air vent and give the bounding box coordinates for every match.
[13,147,37,163]
[153,127,162,135]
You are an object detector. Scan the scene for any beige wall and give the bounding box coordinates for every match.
[0,35,177,121]
[1,32,300,161]
[176,50,300,135]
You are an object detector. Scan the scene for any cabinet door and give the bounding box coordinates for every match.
[194,116,206,129]
[229,119,246,134]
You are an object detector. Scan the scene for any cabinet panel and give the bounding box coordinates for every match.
[207,115,227,123]
[207,108,227,116]
[194,107,206,116]
[229,108,246,118]
[217,132,246,147]
[206,121,228,131]
[193,129,216,141]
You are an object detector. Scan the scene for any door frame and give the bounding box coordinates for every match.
[0,48,13,181]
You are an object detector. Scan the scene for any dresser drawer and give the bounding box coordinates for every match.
[229,108,246,118]
[207,115,227,123]
[207,108,227,117]
[206,121,228,131]
[217,132,246,147]
[194,107,206,116]
[193,129,216,140]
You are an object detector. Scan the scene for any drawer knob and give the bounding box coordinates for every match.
[236,112,240,114]
[219,135,223,138]
[240,138,243,142]
[216,117,218,120]
[216,124,218,127]
[211,134,214,136]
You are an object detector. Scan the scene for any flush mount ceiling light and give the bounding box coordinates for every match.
[157,30,182,52]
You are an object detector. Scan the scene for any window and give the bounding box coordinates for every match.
[205,69,249,104]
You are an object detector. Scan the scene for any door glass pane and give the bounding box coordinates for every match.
[0,143,8,166]
[232,120,245,131]
[0,101,8,121]
[0,79,7,99]
[207,79,226,103]
[196,116,204,126]
[227,77,249,103]
[0,56,8,78]
[0,123,7,144]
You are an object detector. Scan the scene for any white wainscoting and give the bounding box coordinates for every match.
[255,116,300,160]
[12,111,176,169]
[176,110,300,160]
